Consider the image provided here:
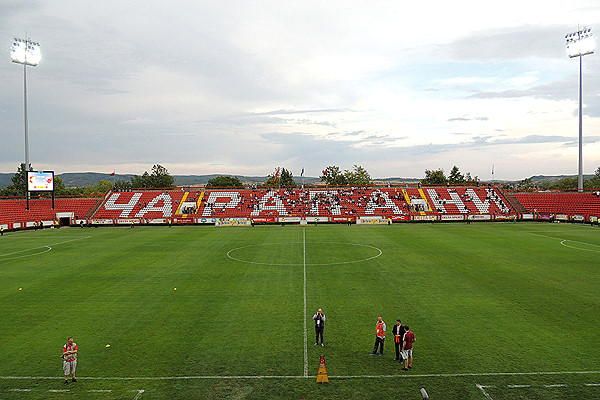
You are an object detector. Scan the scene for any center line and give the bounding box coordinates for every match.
[303,227,308,377]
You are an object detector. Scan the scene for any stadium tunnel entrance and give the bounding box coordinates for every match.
[56,212,74,227]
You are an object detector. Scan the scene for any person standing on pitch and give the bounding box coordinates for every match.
[392,319,405,361]
[313,308,326,346]
[370,316,386,356]
[402,325,415,370]
[62,337,78,385]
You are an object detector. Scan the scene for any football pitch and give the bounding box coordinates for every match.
[1,222,599,399]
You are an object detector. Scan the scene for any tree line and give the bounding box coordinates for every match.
[514,167,600,190]
[420,166,479,185]
[0,164,175,197]
[2,162,599,197]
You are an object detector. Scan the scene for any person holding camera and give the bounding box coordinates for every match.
[62,337,78,385]
[313,308,326,346]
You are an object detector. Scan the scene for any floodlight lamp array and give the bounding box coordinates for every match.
[11,37,41,66]
[565,27,595,58]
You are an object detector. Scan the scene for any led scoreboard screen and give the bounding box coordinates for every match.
[27,171,54,191]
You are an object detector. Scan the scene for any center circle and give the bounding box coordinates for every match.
[227,242,382,266]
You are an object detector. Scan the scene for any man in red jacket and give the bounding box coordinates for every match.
[402,326,415,370]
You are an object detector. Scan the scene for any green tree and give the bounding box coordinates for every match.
[552,176,577,190]
[320,166,348,186]
[265,168,296,187]
[130,164,175,188]
[464,172,479,185]
[207,176,244,188]
[344,165,372,186]
[114,179,132,190]
[83,180,114,196]
[53,176,84,196]
[0,163,28,196]
[421,169,447,185]
[517,177,535,190]
[448,166,464,184]
[0,164,83,197]
[585,166,600,189]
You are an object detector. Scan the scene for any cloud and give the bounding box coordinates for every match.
[443,25,573,61]
[254,108,353,116]
[447,116,489,122]
[1,2,600,181]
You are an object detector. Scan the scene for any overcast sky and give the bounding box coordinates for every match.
[1,1,599,180]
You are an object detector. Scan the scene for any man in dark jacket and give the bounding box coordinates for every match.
[313,308,326,346]
[392,319,405,361]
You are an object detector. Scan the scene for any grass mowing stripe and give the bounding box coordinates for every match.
[303,227,308,377]
[1,223,599,400]
[2,370,599,379]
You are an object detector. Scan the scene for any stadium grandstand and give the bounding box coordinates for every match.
[1,185,599,230]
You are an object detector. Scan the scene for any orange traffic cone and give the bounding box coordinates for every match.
[316,355,329,383]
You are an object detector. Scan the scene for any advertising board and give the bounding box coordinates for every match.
[197,218,218,224]
[493,215,516,220]
[358,217,390,225]
[279,217,302,223]
[27,171,54,191]
[218,219,248,227]
[413,215,437,221]
[117,219,139,225]
[441,215,464,221]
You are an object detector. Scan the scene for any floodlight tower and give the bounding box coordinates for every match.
[11,37,41,176]
[565,27,594,192]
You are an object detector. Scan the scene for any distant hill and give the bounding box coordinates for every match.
[0,172,322,189]
[0,172,593,190]
[527,174,593,183]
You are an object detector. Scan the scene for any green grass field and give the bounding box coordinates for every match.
[1,222,599,399]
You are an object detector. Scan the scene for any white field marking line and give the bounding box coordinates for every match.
[560,241,600,253]
[0,236,91,260]
[49,389,69,392]
[1,371,600,380]
[8,388,32,391]
[476,384,495,400]
[88,389,112,392]
[507,384,531,388]
[303,228,308,378]
[226,242,382,266]
[545,384,567,387]
[585,383,600,386]
[132,389,145,400]
[0,246,51,259]
[531,233,600,253]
